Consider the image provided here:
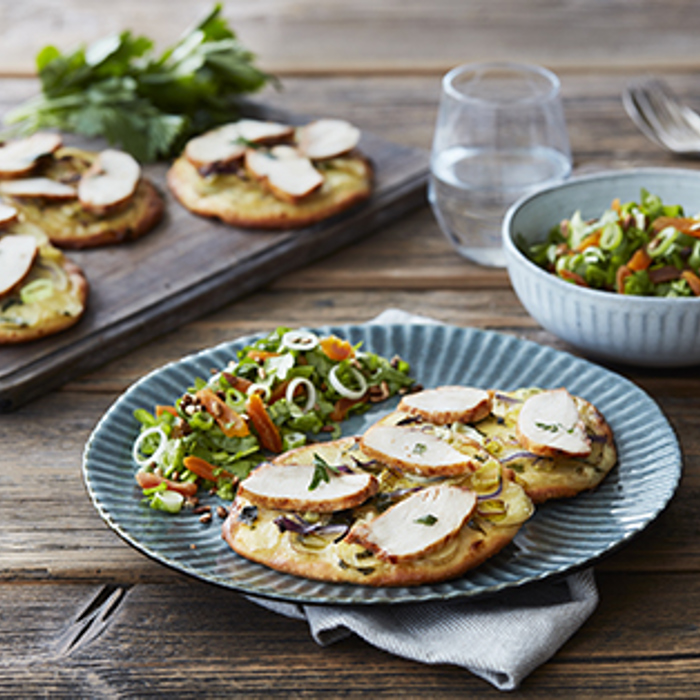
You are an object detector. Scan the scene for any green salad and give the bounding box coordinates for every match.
[524,189,700,297]
[132,327,415,514]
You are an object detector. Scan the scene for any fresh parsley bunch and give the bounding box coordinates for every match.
[4,4,273,162]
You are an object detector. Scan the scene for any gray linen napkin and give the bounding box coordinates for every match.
[248,309,599,691]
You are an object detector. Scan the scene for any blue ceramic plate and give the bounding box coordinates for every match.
[83,323,681,605]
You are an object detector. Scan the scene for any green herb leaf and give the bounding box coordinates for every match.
[308,452,343,491]
[412,442,427,454]
[414,514,438,526]
[4,4,273,161]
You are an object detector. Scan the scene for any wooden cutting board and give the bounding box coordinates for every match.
[0,109,429,411]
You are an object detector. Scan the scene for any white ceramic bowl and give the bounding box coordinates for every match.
[502,168,700,367]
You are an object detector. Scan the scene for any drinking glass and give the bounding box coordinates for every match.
[429,62,572,267]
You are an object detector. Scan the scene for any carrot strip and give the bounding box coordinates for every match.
[222,373,253,393]
[651,216,700,238]
[320,335,355,361]
[559,269,589,287]
[577,230,601,251]
[135,470,198,497]
[627,248,652,272]
[183,455,235,482]
[246,393,282,453]
[156,405,178,418]
[682,270,700,296]
[611,198,621,213]
[246,349,279,362]
[330,397,364,422]
[616,265,632,294]
[195,388,249,438]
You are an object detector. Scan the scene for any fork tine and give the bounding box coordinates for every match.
[655,80,700,134]
[645,80,700,140]
[623,83,668,148]
[629,83,685,150]
[625,78,700,153]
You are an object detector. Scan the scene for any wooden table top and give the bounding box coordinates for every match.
[2,2,700,696]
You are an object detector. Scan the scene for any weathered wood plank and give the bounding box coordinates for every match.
[1,572,699,696]
[2,1,700,76]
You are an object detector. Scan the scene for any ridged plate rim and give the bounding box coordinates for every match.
[82,323,682,605]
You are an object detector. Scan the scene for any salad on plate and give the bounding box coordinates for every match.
[131,327,415,514]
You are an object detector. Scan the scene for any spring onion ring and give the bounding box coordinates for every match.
[281,330,319,351]
[150,489,184,514]
[648,226,679,258]
[328,364,367,400]
[132,426,168,468]
[285,376,316,413]
[599,222,623,250]
[246,383,271,401]
[20,278,54,304]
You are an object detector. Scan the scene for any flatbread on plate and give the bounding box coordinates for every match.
[222,436,533,587]
[470,388,617,503]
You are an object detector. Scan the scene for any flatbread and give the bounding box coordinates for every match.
[222,436,533,587]
[0,222,88,343]
[167,147,373,229]
[2,146,163,249]
[475,388,617,503]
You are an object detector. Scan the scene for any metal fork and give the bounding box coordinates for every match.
[623,78,700,155]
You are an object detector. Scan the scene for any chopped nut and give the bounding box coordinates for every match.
[216,505,229,519]
[193,505,211,515]
[368,381,391,403]
[199,512,213,524]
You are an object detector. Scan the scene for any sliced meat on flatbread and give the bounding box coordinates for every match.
[222,436,533,587]
[0,222,88,343]
[474,388,617,503]
[398,386,492,425]
[168,118,372,230]
[0,144,163,248]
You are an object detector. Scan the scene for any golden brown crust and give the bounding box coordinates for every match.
[221,437,530,587]
[167,152,373,230]
[0,258,88,344]
[223,504,519,587]
[3,147,164,249]
[21,179,163,249]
